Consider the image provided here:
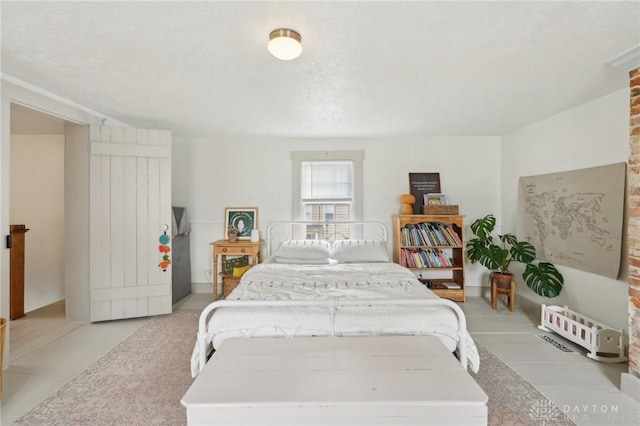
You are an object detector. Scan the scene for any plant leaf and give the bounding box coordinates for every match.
[499,233,518,246]
[470,215,495,239]
[523,262,564,297]
[466,238,505,270]
[510,241,536,264]
[465,238,486,263]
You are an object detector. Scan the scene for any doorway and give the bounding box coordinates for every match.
[8,103,80,360]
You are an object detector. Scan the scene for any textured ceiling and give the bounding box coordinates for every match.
[2,1,639,138]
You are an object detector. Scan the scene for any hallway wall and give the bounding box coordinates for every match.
[10,134,65,312]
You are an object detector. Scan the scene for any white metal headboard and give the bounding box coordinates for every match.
[266,221,388,257]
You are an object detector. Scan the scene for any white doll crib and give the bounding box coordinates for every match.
[538,304,627,363]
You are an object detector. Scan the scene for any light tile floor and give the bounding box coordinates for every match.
[462,294,639,425]
[8,300,83,362]
[1,293,638,425]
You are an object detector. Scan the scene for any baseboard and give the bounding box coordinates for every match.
[191,282,211,294]
[463,285,484,298]
[621,373,640,402]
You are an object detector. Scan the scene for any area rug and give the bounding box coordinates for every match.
[16,311,574,425]
[14,310,199,426]
[471,344,575,425]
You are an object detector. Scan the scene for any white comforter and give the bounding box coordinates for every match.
[231,260,432,299]
[191,261,479,376]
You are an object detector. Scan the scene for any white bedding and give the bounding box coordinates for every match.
[191,260,479,376]
[230,260,433,300]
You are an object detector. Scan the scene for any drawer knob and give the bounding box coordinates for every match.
[222,248,228,253]
[241,248,246,253]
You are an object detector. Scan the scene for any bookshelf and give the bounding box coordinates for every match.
[393,215,465,302]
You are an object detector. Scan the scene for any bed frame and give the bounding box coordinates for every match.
[196,297,471,375]
[538,304,627,363]
[195,221,473,373]
[265,221,387,256]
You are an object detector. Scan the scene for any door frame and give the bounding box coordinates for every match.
[0,78,130,368]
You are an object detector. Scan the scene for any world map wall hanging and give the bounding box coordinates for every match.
[517,162,626,279]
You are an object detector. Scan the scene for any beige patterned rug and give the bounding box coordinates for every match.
[14,310,198,426]
[471,344,574,425]
[15,310,574,425]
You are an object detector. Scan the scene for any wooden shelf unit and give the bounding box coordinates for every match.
[393,215,465,302]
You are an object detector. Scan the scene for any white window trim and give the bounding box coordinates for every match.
[291,150,364,221]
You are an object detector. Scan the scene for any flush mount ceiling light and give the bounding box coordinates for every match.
[268,28,302,60]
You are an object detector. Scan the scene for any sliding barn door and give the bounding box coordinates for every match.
[89,125,172,322]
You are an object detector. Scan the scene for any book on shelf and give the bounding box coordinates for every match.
[441,282,461,289]
[400,247,453,268]
[401,222,462,247]
[427,223,447,245]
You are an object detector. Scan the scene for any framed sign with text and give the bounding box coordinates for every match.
[409,173,441,214]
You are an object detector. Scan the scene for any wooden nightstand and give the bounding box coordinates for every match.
[210,240,261,300]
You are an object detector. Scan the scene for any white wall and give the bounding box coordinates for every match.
[501,88,631,331]
[172,135,501,291]
[10,135,65,312]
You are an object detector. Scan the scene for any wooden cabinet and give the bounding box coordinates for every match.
[393,215,465,302]
[211,240,261,301]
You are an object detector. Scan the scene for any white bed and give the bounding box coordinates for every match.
[190,222,479,377]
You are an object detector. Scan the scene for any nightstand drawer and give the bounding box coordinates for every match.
[217,246,250,255]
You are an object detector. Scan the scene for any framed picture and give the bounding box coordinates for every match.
[224,207,258,239]
[424,193,448,206]
[409,173,441,214]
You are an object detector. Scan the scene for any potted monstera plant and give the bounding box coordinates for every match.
[466,214,564,297]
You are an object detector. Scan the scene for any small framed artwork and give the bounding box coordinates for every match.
[424,193,448,206]
[224,207,258,239]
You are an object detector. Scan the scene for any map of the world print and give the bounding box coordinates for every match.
[517,163,626,279]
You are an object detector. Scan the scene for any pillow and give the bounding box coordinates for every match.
[331,240,389,263]
[274,240,332,260]
[223,255,249,276]
[274,257,332,264]
[232,264,252,277]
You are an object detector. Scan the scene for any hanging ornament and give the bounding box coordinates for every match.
[158,224,171,271]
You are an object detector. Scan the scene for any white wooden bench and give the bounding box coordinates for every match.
[182,335,488,425]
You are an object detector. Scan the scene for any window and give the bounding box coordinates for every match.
[292,151,364,228]
[302,160,352,222]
